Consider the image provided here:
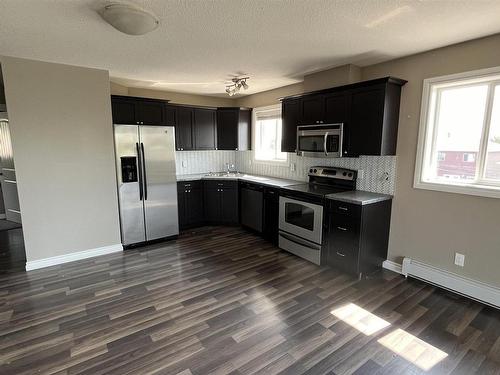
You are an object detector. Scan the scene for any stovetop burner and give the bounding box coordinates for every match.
[282,183,349,197]
[281,166,357,199]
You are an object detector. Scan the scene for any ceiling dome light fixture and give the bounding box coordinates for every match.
[99,3,159,36]
[225,77,249,96]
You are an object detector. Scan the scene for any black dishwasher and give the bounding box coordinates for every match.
[239,182,264,233]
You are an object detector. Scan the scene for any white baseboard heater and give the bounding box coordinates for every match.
[384,257,499,309]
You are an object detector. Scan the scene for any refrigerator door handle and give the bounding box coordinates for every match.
[141,142,148,200]
[136,142,143,201]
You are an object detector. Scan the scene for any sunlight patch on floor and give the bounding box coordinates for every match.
[331,303,448,371]
[378,328,448,371]
[330,303,391,336]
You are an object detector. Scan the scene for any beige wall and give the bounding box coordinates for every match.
[236,64,362,108]
[361,34,500,287]
[1,56,121,262]
[236,82,303,108]
[110,81,128,96]
[111,64,362,109]
[110,83,235,108]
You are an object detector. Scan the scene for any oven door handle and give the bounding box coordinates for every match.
[279,231,321,250]
[324,132,329,157]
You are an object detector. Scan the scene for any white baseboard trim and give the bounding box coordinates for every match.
[25,244,123,271]
[401,257,500,309]
[382,260,403,274]
[0,214,6,219]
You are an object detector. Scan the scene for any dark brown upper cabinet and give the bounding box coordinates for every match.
[216,108,251,151]
[164,105,177,126]
[281,98,301,153]
[194,108,217,150]
[280,77,406,156]
[300,94,325,125]
[111,95,167,125]
[324,92,350,156]
[175,106,195,151]
[348,84,386,156]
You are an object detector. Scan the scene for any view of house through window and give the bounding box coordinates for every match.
[254,105,287,162]
[416,69,500,195]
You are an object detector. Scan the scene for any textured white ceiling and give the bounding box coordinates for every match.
[1,0,500,97]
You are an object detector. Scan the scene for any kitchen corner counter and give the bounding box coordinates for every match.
[327,190,393,205]
[176,173,207,182]
[176,173,301,188]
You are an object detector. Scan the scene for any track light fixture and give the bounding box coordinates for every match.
[225,77,249,96]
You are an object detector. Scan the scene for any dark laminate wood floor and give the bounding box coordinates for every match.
[0,226,499,375]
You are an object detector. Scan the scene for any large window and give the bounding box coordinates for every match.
[253,105,287,163]
[415,67,500,198]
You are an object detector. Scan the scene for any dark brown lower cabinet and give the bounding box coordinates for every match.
[177,181,204,230]
[325,199,392,278]
[263,187,280,245]
[240,182,264,233]
[203,180,239,225]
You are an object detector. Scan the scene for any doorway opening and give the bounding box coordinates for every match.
[0,63,25,272]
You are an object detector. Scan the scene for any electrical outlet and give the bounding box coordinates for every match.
[357,170,364,179]
[454,252,465,267]
[290,163,296,172]
[182,161,187,168]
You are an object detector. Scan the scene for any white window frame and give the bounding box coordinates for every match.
[252,104,288,166]
[414,66,500,199]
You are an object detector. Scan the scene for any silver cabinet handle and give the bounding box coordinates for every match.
[338,206,348,211]
[324,131,329,157]
[336,251,346,257]
[337,226,347,231]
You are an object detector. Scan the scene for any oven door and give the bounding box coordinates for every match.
[279,196,323,244]
[296,124,343,157]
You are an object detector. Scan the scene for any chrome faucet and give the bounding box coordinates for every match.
[225,163,237,174]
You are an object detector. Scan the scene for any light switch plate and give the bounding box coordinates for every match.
[290,163,296,172]
[454,252,465,267]
[357,170,364,179]
[182,161,187,168]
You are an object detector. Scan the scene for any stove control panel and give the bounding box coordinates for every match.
[308,166,357,181]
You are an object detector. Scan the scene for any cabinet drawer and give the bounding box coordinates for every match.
[264,187,279,200]
[327,212,360,275]
[178,180,202,191]
[240,181,264,191]
[204,180,238,190]
[330,215,360,234]
[329,245,359,275]
[329,200,361,218]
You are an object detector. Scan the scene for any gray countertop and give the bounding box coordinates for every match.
[177,173,392,204]
[176,173,301,188]
[327,190,392,205]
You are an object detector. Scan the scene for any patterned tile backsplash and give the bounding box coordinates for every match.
[175,150,236,175]
[176,150,397,195]
[236,151,397,195]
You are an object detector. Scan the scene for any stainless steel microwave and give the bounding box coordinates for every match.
[296,123,343,157]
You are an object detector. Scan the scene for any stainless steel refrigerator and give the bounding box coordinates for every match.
[114,125,178,245]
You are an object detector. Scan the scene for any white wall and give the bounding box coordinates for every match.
[1,56,121,262]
